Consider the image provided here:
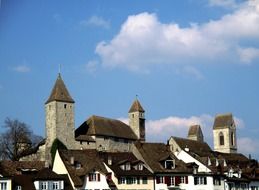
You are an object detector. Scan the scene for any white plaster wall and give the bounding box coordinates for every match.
[175,150,211,173]
[52,150,75,188]
[104,163,153,190]
[81,172,110,189]
[0,179,12,190]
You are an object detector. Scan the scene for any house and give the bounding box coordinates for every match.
[53,149,113,190]
[133,142,192,190]
[74,115,138,152]
[101,152,154,190]
[0,160,72,190]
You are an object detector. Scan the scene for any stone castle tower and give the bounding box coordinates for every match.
[45,74,75,161]
[213,113,237,153]
[128,98,145,141]
[187,125,204,142]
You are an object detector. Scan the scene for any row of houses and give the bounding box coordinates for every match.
[1,74,259,190]
[1,136,259,190]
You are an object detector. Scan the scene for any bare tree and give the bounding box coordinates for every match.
[0,117,43,161]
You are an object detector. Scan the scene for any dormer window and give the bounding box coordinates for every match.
[165,160,175,169]
[89,172,100,182]
[75,161,81,169]
[126,162,131,170]
[137,163,143,170]
[228,168,234,178]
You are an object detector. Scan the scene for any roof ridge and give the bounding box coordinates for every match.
[45,74,74,104]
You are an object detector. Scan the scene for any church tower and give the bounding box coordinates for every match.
[187,125,204,142]
[45,74,75,161]
[128,98,145,141]
[213,113,237,153]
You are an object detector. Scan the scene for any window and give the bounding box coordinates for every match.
[118,177,126,184]
[142,177,148,184]
[219,132,224,146]
[240,183,248,190]
[132,177,137,184]
[194,177,207,185]
[180,176,185,184]
[213,177,221,185]
[16,186,22,190]
[169,176,175,186]
[251,186,258,190]
[125,162,131,170]
[0,182,7,190]
[53,182,59,190]
[75,162,81,169]
[126,177,134,184]
[64,104,67,109]
[231,132,235,146]
[40,182,47,190]
[165,160,175,169]
[137,163,143,170]
[156,176,164,184]
[89,173,100,182]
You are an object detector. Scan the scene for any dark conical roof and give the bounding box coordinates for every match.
[213,113,234,129]
[128,99,145,113]
[45,74,74,104]
[188,125,202,137]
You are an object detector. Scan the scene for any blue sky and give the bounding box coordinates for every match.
[1,0,259,158]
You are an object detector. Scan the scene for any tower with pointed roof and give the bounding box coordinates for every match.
[187,125,204,142]
[45,73,75,161]
[213,113,237,153]
[128,98,145,141]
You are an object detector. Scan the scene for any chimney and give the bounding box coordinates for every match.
[70,156,74,165]
[184,146,189,152]
[44,161,49,168]
[108,155,112,165]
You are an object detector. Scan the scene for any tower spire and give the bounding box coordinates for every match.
[59,64,61,74]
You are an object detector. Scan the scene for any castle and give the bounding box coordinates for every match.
[13,74,259,190]
[21,73,238,163]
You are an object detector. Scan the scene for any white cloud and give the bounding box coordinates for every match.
[13,65,31,73]
[238,137,259,157]
[119,114,245,145]
[208,0,239,9]
[120,114,215,142]
[238,47,259,64]
[181,66,204,80]
[80,16,110,29]
[96,1,259,72]
[85,60,99,73]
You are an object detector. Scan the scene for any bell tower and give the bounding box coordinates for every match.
[45,73,75,161]
[128,98,145,141]
[213,113,237,153]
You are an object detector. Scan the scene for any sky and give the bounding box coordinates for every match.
[1,0,259,159]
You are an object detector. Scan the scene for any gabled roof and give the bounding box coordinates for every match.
[75,115,137,140]
[213,113,234,129]
[101,152,152,177]
[135,142,192,174]
[188,125,203,137]
[172,136,213,157]
[128,99,145,113]
[45,74,74,104]
[59,149,108,187]
[11,168,73,190]
[0,161,45,176]
[34,168,64,180]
